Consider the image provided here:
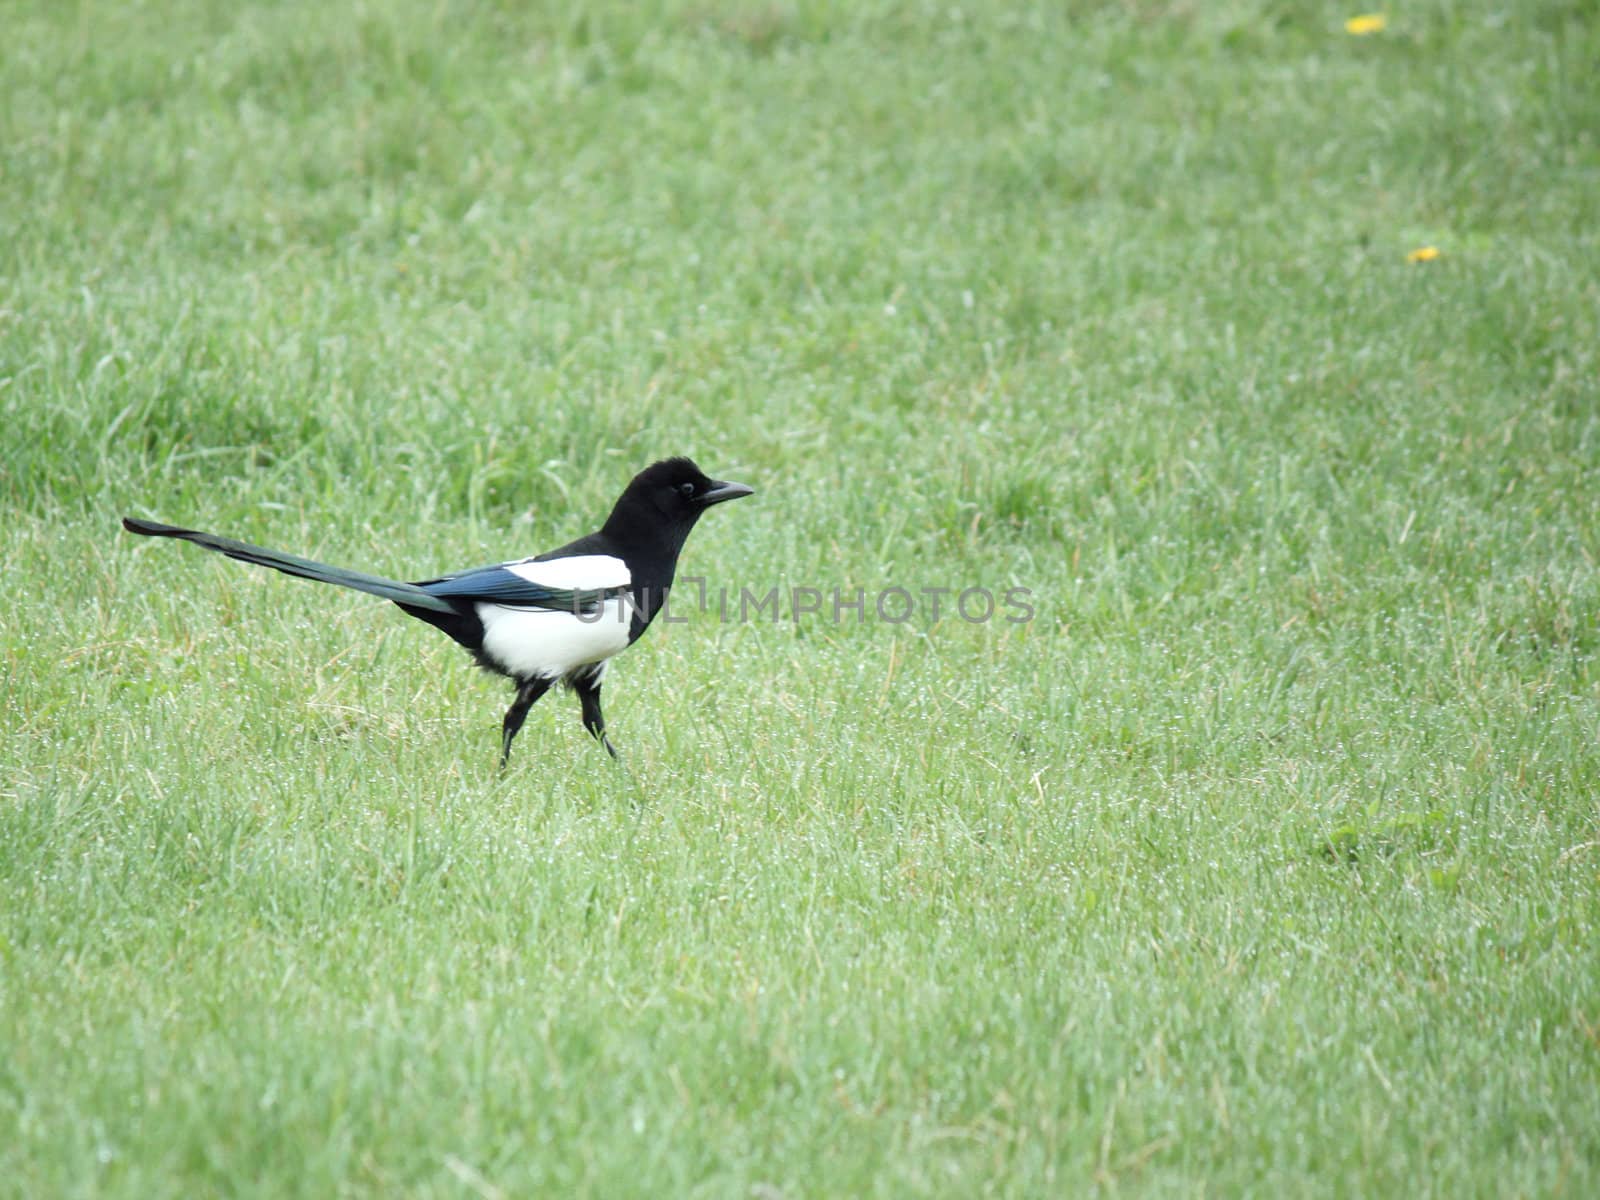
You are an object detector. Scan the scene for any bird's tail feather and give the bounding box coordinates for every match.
[120,517,456,614]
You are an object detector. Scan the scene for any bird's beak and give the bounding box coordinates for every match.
[699,480,754,507]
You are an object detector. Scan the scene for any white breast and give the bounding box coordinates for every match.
[477,594,635,681]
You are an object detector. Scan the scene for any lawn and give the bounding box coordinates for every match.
[2,1,1598,1195]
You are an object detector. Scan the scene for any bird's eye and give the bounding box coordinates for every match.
[678,482,697,497]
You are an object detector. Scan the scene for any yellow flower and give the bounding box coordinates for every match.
[1406,246,1441,263]
[1345,13,1388,35]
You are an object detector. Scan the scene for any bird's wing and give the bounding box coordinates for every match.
[417,554,631,612]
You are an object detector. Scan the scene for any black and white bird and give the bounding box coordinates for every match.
[122,457,753,764]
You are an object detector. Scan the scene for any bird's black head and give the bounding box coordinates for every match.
[601,456,753,552]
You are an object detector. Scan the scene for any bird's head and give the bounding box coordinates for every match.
[603,457,754,548]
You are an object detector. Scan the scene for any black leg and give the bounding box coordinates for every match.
[574,674,619,759]
[501,677,551,767]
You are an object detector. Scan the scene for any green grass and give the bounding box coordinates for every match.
[4,0,1599,1194]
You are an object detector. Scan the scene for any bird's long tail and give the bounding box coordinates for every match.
[120,517,455,614]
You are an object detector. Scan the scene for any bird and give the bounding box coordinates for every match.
[122,456,753,765]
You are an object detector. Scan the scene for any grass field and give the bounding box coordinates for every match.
[4,1,1599,1194]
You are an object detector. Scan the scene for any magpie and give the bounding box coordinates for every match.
[122,457,753,765]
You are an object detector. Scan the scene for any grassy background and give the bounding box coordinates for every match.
[3,0,1598,1194]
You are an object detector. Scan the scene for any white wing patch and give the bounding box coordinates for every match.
[477,595,634,681]
[502,554,630,591]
